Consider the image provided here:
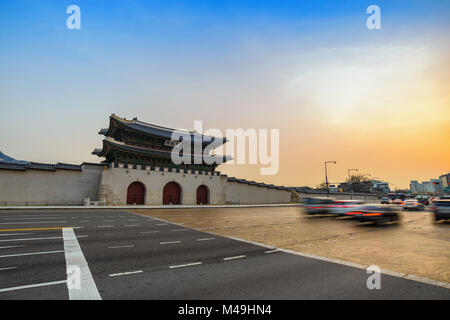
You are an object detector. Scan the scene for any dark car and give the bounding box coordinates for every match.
[345,204,400,226]
[432,200,450,222]
[380,197,389,204]
[303,197,335,214]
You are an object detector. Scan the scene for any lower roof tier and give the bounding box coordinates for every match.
[93,137,231,167]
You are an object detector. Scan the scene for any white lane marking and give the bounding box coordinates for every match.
[0,233,34,236]
[169,262,202,269]
[126,219,139,221]
[156,223,168,226]
[0,236,63,242]
[108,245,134,249]
[109,270,143,277]
[0,215,62,218]
[160,241,181,245]
[0,267,17,271]
[141,231,159,234]
[124,225,140,227]
[0,245,27,250]
[63,227,101,300]
[0,221,67,225]
[1,217,63,220]
[98,225,114,228]
[171,229,189,232]
[223,255,247,261]
[264,249,279,254]
[0,280,67,293]
[0,250,64,258]
[0,235,88,243]
[196,238,215,241]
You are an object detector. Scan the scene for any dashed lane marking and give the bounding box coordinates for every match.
[160,241,181,245]
[196,238,215,241]
[109,270,143,277]
[223,255,247,261]
[169,262,202,269]
[108,245,135,249]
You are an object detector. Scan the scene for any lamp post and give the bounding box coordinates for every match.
[325,161,337,197]
[348,168,358,181]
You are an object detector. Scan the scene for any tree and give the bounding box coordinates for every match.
[345,174,372,193]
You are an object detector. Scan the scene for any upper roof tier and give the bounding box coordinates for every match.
[100,114,227,145]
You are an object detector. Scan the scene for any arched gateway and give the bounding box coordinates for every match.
[163,182,181,205]
[127,181,145,205]
[196,185,209,204]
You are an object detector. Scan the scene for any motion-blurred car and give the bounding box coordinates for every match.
[432,199,450,221]
[380,197,389,204]
[393,198,404,205]
[345,204,400,226]
[403,199,425,211]
[327,200,365,216]
[303,197,335,214]
[416,197,429,206]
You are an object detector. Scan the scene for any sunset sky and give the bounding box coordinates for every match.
[0,0,449,189]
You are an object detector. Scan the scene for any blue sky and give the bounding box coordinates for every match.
[0,0,449,188]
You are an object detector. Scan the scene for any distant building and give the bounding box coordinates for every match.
[439,173,450,193]
[371,180,390,194]
[410,179,442,195]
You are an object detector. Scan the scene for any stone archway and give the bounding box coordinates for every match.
[163,182,181,205]
[196,185,209,204]
[126,181,146,205]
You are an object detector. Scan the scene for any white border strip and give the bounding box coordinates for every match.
[62,227,101,300]
[129,211,450,290]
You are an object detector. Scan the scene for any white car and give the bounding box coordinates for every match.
[327,200,366,216]
[403,199,425,211]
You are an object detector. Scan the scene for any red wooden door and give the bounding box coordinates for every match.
[127,182,145,205]
[163,182,181,205]
[196,185,208,204]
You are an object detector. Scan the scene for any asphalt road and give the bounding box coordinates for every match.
[0,209,448,300]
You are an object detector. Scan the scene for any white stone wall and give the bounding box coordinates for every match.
[0,164,104,206]
[224,182,292,204]
[98,165,293,205]
[98,166,227,205]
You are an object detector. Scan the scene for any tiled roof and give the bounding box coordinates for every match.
[226,177,292,191]
[0,162,28,171]
[0,160,84,172]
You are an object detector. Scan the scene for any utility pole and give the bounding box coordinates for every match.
[325,161,337,197]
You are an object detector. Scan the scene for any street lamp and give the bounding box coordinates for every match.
[348,168,358,181]
[325,161,337,197]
